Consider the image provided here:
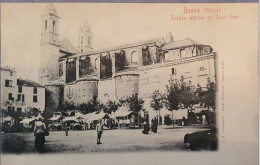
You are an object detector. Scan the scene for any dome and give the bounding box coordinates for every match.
[80,20,91,32]
[45,3,56,12]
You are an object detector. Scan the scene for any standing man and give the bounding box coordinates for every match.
[96,120,103,144]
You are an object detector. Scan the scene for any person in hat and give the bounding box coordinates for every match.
[34,118,46,152]
[96,120,104,144]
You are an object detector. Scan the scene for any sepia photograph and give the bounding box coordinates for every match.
[0,2,258,165]
[1,3,218,153]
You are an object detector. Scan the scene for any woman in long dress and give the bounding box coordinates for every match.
[34,118,46,152]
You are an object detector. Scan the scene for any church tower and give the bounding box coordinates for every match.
[39,3,60,85]
[78,21,93,53]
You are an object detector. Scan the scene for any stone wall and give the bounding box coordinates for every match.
[115,74,139,99]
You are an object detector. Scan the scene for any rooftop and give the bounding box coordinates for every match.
[62,37,164,59]
[0,66,16,72]
[59,38,79,54]
[161,38,211,50]
[17,79,43,87]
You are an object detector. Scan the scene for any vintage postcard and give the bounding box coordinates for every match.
[1,2,259,165]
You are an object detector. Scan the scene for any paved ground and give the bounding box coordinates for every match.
[2,126,210,153]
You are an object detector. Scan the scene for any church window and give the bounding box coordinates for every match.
[45,20,47,30]
[131,51,138,63]
[172,68,176,75]
[81,49,83,53]
[95,58,97,69]
[53,21,56,32]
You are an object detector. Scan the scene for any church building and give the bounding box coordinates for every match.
[40,4,216,119]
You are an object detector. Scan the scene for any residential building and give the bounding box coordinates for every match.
[1,67,45,116]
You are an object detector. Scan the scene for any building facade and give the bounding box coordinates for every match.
[41,4,216,119]
[1,67,45,116]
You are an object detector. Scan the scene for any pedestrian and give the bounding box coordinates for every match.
[202,115,206,125]
[34,118,47,152]
[142,121,150,134]
[65,123,69,136]
[151,116,158,133]
[96,120,103,144]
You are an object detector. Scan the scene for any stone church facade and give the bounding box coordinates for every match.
[40,4,216,116]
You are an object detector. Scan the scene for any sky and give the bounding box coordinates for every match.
[1,3,255,83]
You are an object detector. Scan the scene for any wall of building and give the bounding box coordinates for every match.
[63,80,98,104]
[1,69,17,111]
[98,78,116,103]
[115,74,139,99]
[45,85,64,111]
[75,80,98,104]
[16,86,45,112]
[138,53,216,99]
[64,82,77,102]
[39,43,60,85]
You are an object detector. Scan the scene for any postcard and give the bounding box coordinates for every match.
[1,2,259,165]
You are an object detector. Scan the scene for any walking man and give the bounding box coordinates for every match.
[96,120,103,144]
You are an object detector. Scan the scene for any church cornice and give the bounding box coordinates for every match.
[41,13,60,19]
[41,41,60,47]
[138,53,216,71]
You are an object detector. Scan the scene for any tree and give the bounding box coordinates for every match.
[178,81,199,112]
[56,100,76,116]
[119,93,144,128]
[150,90,164,126]
[104,100,119,118]
[76,96,101,115]
[164,79,181,127]
[196,79,216,127]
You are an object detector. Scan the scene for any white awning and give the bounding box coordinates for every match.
[193,107,214,114]
[19,118,36,124]
[49,116,62,121]
[3,116,12,122]
[63,116,78,122]
[115,106,132,117]
[63,115,84,122]
[87,112,110,122]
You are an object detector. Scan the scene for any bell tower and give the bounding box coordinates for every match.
[39,3,61,85]
[41,3,60,44]
[78,21,93,53]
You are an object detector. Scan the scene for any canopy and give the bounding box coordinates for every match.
[87,111,110,122]
[35,113,43,120]
[193,107,214,114]
[115,106,132,117]
[63,115,84,122]
[2,116,12,122]
[84,113,94,121]
[48,115,62,121]
[19,118,36,124]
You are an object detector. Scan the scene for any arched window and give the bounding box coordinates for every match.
[131,51,138,63]
[53,21,56,32]
[95,58,98,69]
[45,20,47,30]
